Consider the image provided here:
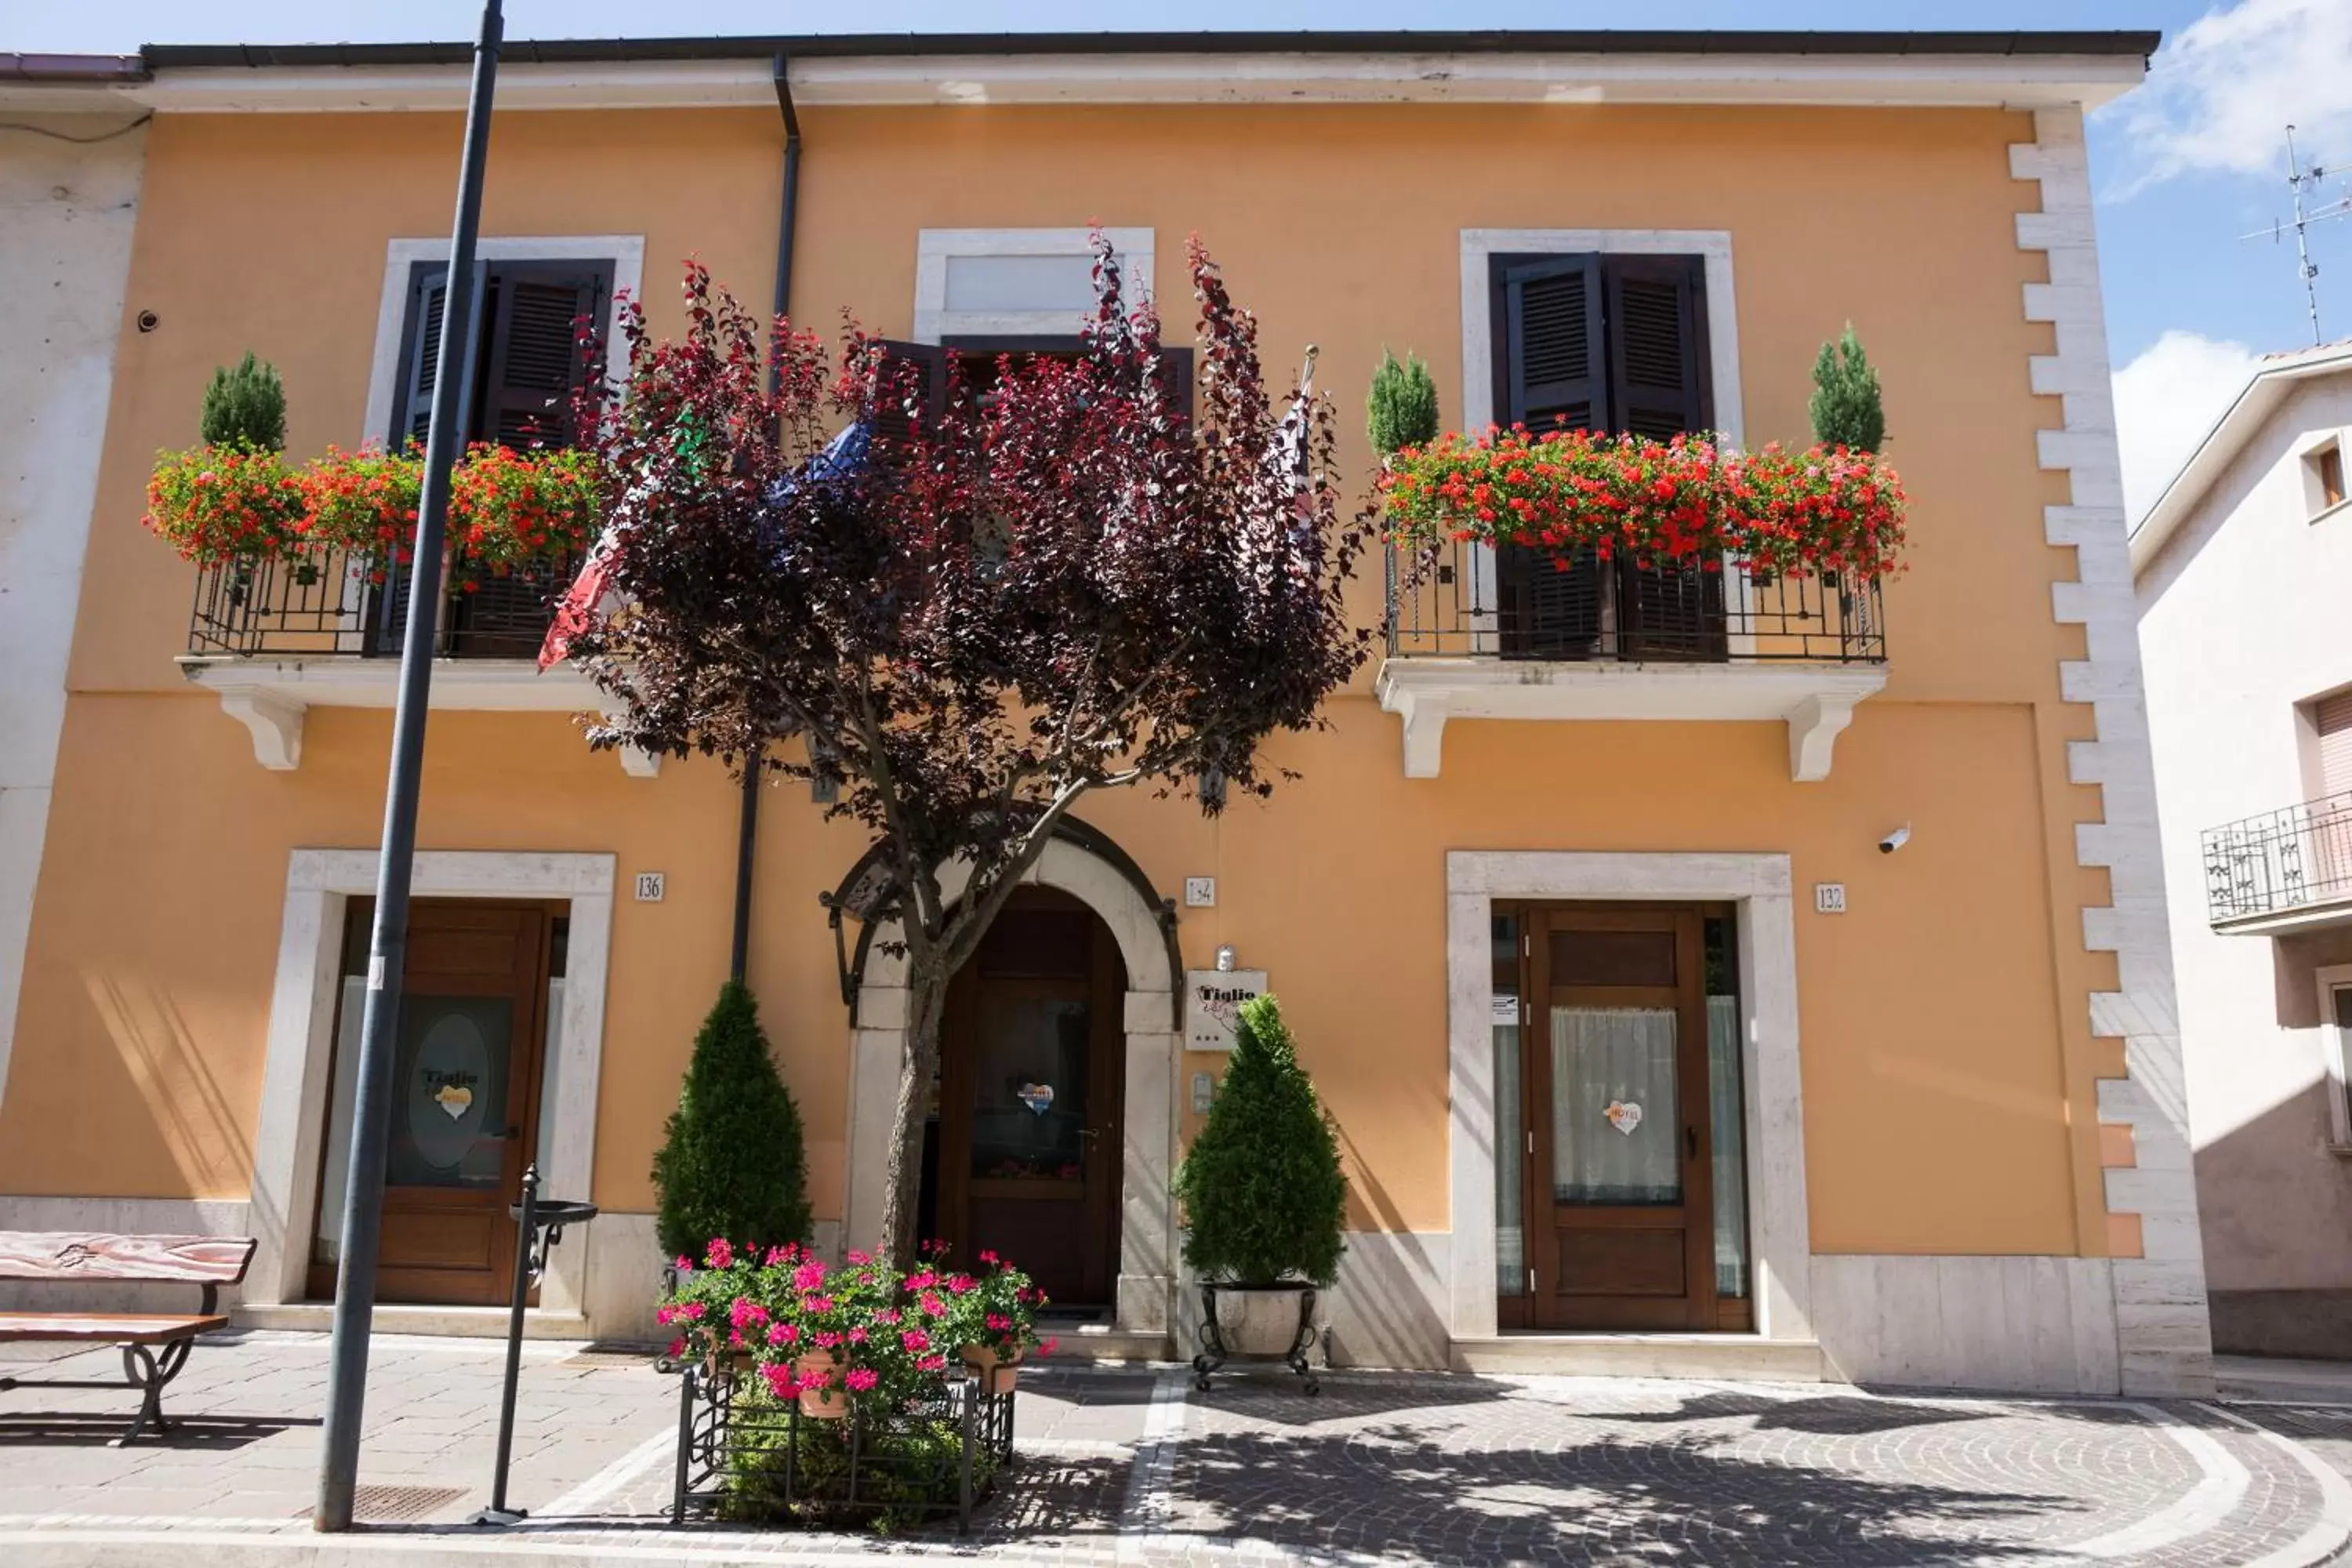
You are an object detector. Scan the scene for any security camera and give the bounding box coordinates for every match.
[1879,824,1911,855]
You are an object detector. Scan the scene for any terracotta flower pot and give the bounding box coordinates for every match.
[794,1352,848,1419]
[961,1342,1022,1396]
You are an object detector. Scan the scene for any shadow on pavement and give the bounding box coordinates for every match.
[0,1410,321,1449]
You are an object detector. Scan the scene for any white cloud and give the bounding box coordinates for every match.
[2103,0,2352,194]
[2113,330,2261,521]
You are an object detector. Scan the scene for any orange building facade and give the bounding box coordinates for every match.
[0,31,2208,1395]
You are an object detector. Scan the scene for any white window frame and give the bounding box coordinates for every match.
[2299,430,2349,523]
[913,227,1154,346]
[2318,964,2352,1152]
[359,234,647,448]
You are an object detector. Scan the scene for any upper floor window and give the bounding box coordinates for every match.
[387,259,612,452]
[1488,252,1717,660]
[2306,437,2346,519]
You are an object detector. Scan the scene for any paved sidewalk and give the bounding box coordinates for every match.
[2,1332,2350,1565]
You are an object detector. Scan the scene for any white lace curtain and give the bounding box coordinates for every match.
[1551,1007,1681,1205]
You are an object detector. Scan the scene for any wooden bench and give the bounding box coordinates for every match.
[0,1232,258,1445]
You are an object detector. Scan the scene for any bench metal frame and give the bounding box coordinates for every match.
[0,1236,254,1446]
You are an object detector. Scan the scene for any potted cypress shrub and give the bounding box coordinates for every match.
[1171,993,1347,1391]
[652,980,812,1367]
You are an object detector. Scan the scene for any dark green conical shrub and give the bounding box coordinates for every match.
[198,351,287,452]
[652,982,811,1261]
[1808,325,1886,454]
[1172,993,1348,1287]
[1367,348,1440,456]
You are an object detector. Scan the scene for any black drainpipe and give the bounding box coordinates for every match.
[728,54,802,985]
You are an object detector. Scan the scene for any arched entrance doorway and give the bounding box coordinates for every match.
[920,887,1127,1312]
[845,826,1182,1338]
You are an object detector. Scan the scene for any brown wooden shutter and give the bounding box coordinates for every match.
[2319,691,2352,797]
[1603,254,1722,659]
[447,263,608,655]
[1492,254,1606,657]
[1160,346,1194,426]
[1496,254,1605,434]
[869,339,949,459]
[477,262,610,449]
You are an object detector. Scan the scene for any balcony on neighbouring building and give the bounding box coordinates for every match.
[2203,791,2352,933]
[1375,537,1890,780]
[174,543,654,776]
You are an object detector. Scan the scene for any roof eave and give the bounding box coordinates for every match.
[2130,347,2352,577]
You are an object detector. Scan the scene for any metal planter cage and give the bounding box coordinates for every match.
[671,1365,1016,1534]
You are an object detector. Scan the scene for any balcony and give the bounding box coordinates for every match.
[1375,538,1890,779]
[175,543,655,775]
[2202,791,2352,934]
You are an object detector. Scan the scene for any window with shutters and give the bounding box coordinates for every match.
[1487,252,1722,662]
[2314,690,2352,802]
[2306,440,2347,518]
[377,258,612,658]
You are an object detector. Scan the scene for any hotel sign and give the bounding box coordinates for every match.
[1185,969,1269,1052]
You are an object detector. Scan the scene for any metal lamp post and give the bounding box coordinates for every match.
[314,0,505,1533]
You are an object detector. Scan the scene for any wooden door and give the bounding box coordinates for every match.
[1523,906,1716,1330]
[309,901,554,1306]
[938,888,1125,1311]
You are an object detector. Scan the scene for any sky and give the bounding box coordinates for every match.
[12,0,2352,520]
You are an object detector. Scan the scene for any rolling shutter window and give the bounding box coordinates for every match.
[1493,254,1607,657]
[479,263,610,449]
[2318,691,2352,798]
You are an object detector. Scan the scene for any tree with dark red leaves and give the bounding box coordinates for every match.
[567,234,1369,1266]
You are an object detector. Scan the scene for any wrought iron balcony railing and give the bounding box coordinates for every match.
[1383,537,1887,664]
[2202,790,2352,927]
[186,543,581,662]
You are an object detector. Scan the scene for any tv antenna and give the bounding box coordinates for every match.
[2241,125,2352,346]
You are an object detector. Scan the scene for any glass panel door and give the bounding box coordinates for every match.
[1549,1007,1681,1204]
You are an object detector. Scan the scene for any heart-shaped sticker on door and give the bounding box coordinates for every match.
[1603,1099,1643,1136]
[1017,1082,1055,1116]
[435,1083,474,1121]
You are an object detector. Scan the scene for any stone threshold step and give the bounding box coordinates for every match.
[1034,1321,1174,1364]
[233,1301,591,1340]
[1450,1333,1824,1382]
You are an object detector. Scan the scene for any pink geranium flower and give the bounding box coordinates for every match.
[705,1238,734,1270]
[848,1327,868,1345]
[847,1249,872,1265]
[917,1354,946,1372]
[901,1329,931,1353]
[844,1367,880,1392]
[759,1363,802,1399]
[920,1292,946,1316]
[766,1321,797,1346]
[792,1260,826,1292]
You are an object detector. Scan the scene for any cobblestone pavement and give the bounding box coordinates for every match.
[1,1334,2348,1565]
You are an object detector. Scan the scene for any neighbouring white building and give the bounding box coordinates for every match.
[2134,339,2352,1359]
[0,56,151,1111]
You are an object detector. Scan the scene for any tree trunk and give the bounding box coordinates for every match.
[877,955,951,1271]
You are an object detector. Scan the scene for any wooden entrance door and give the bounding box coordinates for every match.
[1522,906,1716,1330]
[309,901,555,1306]
[938,888,1126,1311]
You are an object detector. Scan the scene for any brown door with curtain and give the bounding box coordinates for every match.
[1523,906,1716,1330]
[938,887,1126,1310]
[308,901,555,1306]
